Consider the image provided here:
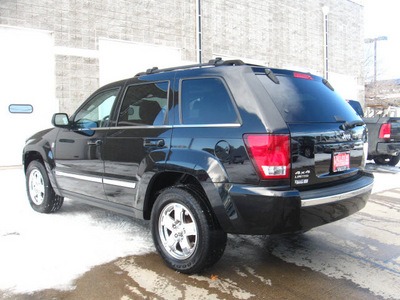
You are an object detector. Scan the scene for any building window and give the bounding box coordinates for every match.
[8,104,33,114]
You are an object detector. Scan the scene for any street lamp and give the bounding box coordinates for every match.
[364,36,388,84]
[322,6,329,80]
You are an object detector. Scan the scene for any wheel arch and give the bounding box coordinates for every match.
[143,171,209,219]
[23,151,44,173]
[23,147,61,196]
[141,170,233,232]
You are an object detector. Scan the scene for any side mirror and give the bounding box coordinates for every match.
[52,113,70,128]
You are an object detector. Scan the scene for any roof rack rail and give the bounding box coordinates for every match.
[135,57,245,77]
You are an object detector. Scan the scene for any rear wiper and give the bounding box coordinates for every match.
[334,116,364,130]
[340,120,365,130]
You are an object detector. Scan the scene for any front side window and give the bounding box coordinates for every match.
[118,81,169,126]
[180,78,238,125]
[74,88,120,128]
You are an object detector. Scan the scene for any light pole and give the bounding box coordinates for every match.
[364,36,388,84]
[322,6,329,80]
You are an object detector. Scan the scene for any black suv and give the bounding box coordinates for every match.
[23,59,373,273]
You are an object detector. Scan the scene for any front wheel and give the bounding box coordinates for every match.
[374,154,400,166]
[26,160,64,213]
[151,186,227,274]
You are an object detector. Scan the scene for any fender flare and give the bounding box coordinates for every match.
[23,130,60,195]
[137,148,237,231]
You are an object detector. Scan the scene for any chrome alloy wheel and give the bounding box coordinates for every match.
[29,169,45,205]
[158,203,198,260]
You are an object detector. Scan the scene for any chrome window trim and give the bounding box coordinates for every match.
[106,125,173,130]
[173,123,242,128]
[76,127,110,131]
[84,124,241,131]
[301,182,373,207]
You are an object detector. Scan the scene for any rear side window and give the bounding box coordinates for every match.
[347,100,364,117]
[257,74,361,123]
[118,81,169,126]
[180,78,238,125]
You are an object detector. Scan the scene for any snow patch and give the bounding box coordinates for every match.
[0,168,154,294]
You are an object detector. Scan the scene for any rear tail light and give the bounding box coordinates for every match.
[244,134,290,179]
[379,123,391,139]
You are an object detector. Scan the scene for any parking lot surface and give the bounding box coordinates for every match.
[1,164,399,299]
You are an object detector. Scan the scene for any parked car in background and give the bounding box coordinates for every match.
[23,59,373,273]
[347,100,400,166]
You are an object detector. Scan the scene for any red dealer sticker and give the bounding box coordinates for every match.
[333,152,350,172]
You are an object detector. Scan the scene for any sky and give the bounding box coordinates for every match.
[363,0,400,81]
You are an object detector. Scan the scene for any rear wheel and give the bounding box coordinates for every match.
[374,154,400,166]
[26,160,64,213]
[151,186,227,274]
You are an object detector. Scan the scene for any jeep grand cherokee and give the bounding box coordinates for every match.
[23,58,373,273]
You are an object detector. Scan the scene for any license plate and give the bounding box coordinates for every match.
[333,152,350,172]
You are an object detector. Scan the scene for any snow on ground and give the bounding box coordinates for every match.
[0,162,399,294]
[0,168,154,294]
[366,162,400,194]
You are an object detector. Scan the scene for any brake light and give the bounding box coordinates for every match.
[244,134,290,179]
[293,72,313,80]
[379,123,391,139]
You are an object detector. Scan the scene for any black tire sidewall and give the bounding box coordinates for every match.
[374,155,400,166]
[151,187,213,274]
[26,161,55,213]
[389,154,400,166]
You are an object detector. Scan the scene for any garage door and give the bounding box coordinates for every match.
[0,27,56,166]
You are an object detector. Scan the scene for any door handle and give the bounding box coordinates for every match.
[144,139,165,147]
[87,140,102,146]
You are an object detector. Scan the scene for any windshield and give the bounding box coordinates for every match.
[257,73,361,123]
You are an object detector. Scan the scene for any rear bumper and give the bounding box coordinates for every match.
[220,172,373,235]
[376,142,400,156]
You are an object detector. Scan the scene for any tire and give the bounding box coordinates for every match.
[374,154,400,166]
[151,186,227,274]
[26,160,64,213]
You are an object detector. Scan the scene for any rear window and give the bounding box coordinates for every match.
[257,73,361,123]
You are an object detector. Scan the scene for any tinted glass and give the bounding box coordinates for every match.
[118,82,169,126]
[9,104,33,113]
[257,74,361,123]
[180,78,237,124]
[347,100,364,117]
[74,88,119,128]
